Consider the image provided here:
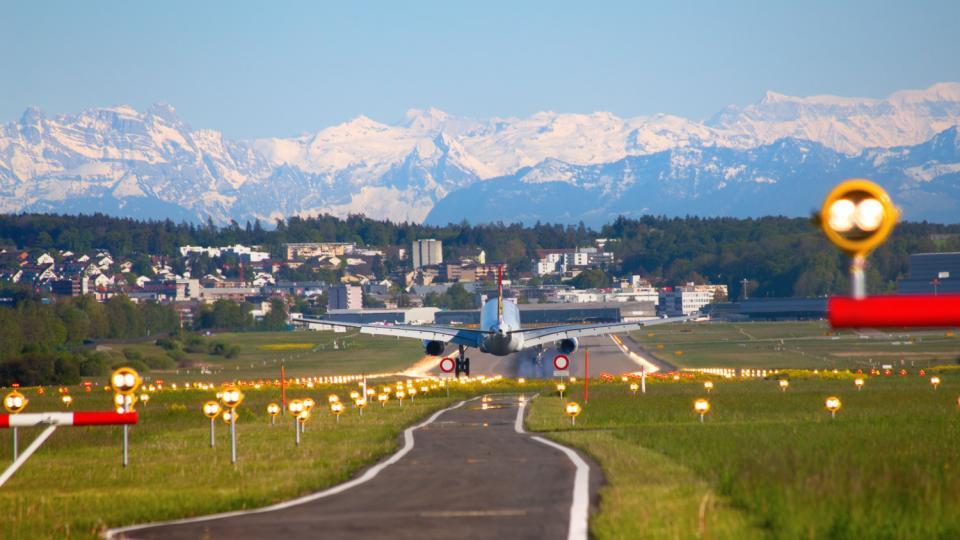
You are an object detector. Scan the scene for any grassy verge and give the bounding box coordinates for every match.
[0,380,516,539]
[527,375,960,538]
[104,331,425,383]
[631,321,960,370]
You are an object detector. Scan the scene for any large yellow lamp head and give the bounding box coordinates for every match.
[3,390,27,413]
[111,367,141,396]
[820,179,898,257]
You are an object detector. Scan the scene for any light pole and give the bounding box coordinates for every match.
[111,367,141,467]
[288,399,305,445]
[3,390,27,461]
[219,385,244,464]
[267,403,281,425]
[331,402,345,423]
[779,379,790,392]
[355,397,367,417]
[825,396,842,419]
[564,402,581,426]
[202,401,221,447]
[694,398,710,423]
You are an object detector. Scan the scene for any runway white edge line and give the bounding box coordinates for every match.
[104,397,478,539]
[515,396,590,540]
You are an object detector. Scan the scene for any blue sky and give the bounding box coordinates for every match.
[2,1,958,138]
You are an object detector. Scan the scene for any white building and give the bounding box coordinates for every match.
[659,283,727,316]
[412,239,443,269]
[327,284,363,310]
[534,247,614,276]
[179,244,270,262]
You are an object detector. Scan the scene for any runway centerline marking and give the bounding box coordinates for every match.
[515,395,590,540]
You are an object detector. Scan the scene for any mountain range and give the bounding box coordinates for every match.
[1,83,959,226]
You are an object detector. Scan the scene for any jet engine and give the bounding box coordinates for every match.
[558,338,579,355]
[423,340,445,356]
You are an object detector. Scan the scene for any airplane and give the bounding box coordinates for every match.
[294,266,688,376]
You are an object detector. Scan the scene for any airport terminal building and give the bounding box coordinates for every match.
[898,252,960,294]
[310,301,657,327]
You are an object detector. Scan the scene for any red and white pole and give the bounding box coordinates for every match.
[0,411,137,488]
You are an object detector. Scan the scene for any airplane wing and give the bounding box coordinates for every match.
[515,316,690,349]
[292,317,489,348]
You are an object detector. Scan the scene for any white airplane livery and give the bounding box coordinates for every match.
[295,267,686,376]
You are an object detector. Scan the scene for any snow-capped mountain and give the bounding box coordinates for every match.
[1,83,958,225]
[425,127,960,226]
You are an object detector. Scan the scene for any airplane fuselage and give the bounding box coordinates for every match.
[478,298,524,355]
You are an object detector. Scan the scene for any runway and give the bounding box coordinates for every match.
[108,394,598,540]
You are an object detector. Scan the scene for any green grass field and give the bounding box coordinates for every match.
[103,330,425,384]
[631,321,960,370]
[0,379,519,539]
[527,374,960,539]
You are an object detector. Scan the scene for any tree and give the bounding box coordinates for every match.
[567,268,610,290]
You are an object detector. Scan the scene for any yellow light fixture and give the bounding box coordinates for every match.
[694,398,710,422]
[111,367,141,396]
[3,390,27,414]
[825,396,842,418]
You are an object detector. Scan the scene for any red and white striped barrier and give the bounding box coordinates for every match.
[0,411,138,428]
[0,410,139,488]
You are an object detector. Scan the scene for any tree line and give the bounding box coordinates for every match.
[2,212,959,298]
[0,287,289,386]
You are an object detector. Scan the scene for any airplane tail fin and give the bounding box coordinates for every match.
[497,264,504,324]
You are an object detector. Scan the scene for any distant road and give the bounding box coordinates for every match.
[109,394,597,540]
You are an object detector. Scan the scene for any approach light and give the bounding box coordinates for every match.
[704,381,714,393]
[220,386,244,409]
[378,394,389,406]
[203,401,221,418]
[629,382,639,394]
[779,379,790,392]
[328,394,340,404]
[694,398,710,422]
[267,403,281,417]
[303,398,316,411]
[139,393,150,406]
[288,399,305,417]
[297,409,311,424]
[825,396,842,418]
[3,390,27,414]
[111,367,142,396]
[557,383,566,398]
[518,378,526,384]
[222,409,237,425]
[331,401,345,421]
[61,395,73,407]
[854,378,865,391]
[564,401,582,425]
[820,179,898,257]
[931,376,942,389]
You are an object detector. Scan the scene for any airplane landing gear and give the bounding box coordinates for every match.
[455,345,470,377]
